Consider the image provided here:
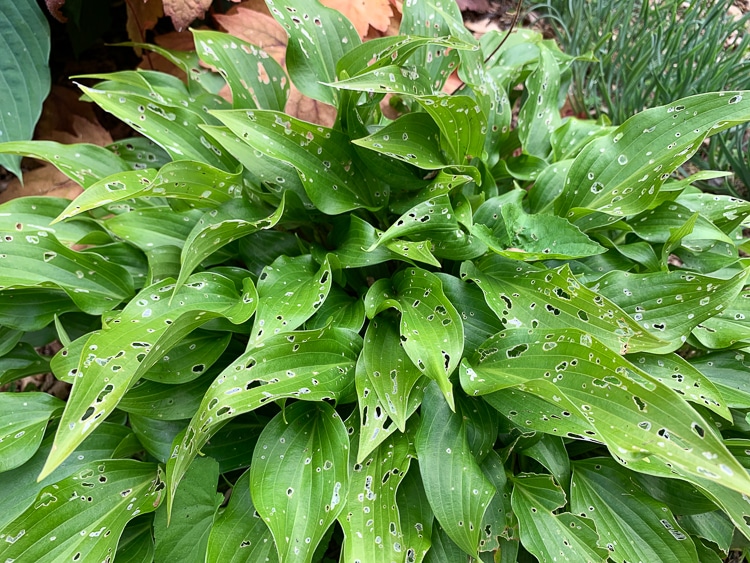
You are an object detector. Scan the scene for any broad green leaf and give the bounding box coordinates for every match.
[396,462,433,563]
[212,109,387,214]
[266,0,360,106]
[250,401,350,563]
[129,415,186,463]
[415,382,496,558]
[0,326,22,356]
[328,64,434,97]
[571,458,699,563]
[693,289,750,348]
[0,342,50,386]
[511,473,608,563]
[472,200,605,260]
[677,511,733,556]
[142,329,231,383]
[328,215,395,267]
[357,313,426,435]
[0,460,163,563]
[416,95,487,162]
[521,435,571,495]
[0,0,50,177]
[0,392,63,472]
[40,272,256,480]
[384,238,441,267]
[424,524,473,563]
[104,206,203,251]
[339,430,413,563]
[193,29,288,111]
[56,161,243,221]
[374,194,462,249]
[477,451,513,552]
[0,196,107,245]
[306,284,365,333]
[118,371,213,420]
[550,117,613,162]
[250,254,332,346]
[206,468,277,563]
[461,328,750,495]
[153,457,222,563]
[107,136,171,170]
[365,267,464,409]
[79,84,237,171]
[0,423,135,530]
[627,352,730,420]
[353,113,447,170]
[116,515,155,563]
[556,91,750,217]
[690,350,750,408]
[517,45,562,159]
[594,267,749,353]
[677,191,750,234]
[461,257,663,354]
[169,326,360,509]
[0,231,133,315]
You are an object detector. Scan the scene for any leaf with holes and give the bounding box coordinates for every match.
[0,230,134,315]
[213,109,387,214]
[570,458,699,563]
[250,401,349,563]
[594,267,749,353]
[339,428,413,563]
[0,393,63,472]
[206,468,277,563]
[415,382,496,558]
[266,0,359,106]
[517,45,562,159]
[330,64,434,97]
[689,350,750,408]
[365,267,464,409]
[511,473,608,563]
[249,254,331,346]
[374,194,462,249]
[141,329,232,384]
[0,197,107,245]
[39,272,256,480]
[193,29,288,111]
[415,95,487,162]
[461,328,750,495]
[0,288,77,331]
[168,326,360,511]
[461,256,663,354]
[104,207,203,251]
[555,92,750,218]
[0,460,164,563]
[692,289,750,348]
[175,195,285,292]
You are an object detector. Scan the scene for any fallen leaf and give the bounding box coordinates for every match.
[126,0,164,45]
[457,0,494,11]
[214,3,287,65]
[163,0,212,31]
[36,86,113,147]
[0,166,82,204]
[320,0,393,37]
[286,89,337,127]
[45,0,67,22]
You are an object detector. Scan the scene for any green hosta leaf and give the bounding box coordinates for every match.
[358,313,426,435]
[79,84,237,171]
[416,95,487,162]
[415,382,496,558]
[594,267,749,353]
[266,0,359,106]
[193,29,288,111]
[213,109,387,214]
[384,238,441,267]
[0,423,135,530]
[627,352,730,420]
[0,231,133,315]
[339,429,413,563]
[328,215,395,267]
[0,326,22,356]
[330,65,434,96]
[517,45,562,159]
[0,460,164,563]
[0,0,50,177]
[250,401,349,563]
[40,272,256,480]
[104,206,202,251]
[0,342,50,386]
[353,113,447,170]
[677,191,750,234]
[129,415,186,463]
[679,511,733,556]
[169,326,360,509]
[206,468,277,563]
[0,197,107,245]
[365,267,464,409]
[176,196,285,292]
[556,91,750,217]
[107,136,171,170]
[142,329,231,384]
[690,350,750,408]
[461,257,662,354]
[0,392,63,472]
[118,372,213,420]
[693,289,750,348]
[550,117,613,162]
[375,194,462,249]
[461,328,750,495]
[396,462,433,563]
[306,284,365,333]
[153,457,222,563]
[521,436,571,496]
[250,254,332,346]
[511,473,608,563]
[57,161,243,221]
[571,458,699,563]
[472,200,605,260]
[116,516,155,563]
[478,451,513,552]
[424,524,472,563]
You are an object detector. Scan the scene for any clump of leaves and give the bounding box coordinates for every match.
[2,1,750,561]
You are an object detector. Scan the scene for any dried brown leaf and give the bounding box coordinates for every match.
[36,86,113,147]
[45,0,67,22]
[214,3,287,65]
[126,0,164,44]
[320,0,393,37]
[163,0,212,31]
[285,87,336,127]
[0,166,82,204]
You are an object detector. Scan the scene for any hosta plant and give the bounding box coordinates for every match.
[3,0,750,561]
